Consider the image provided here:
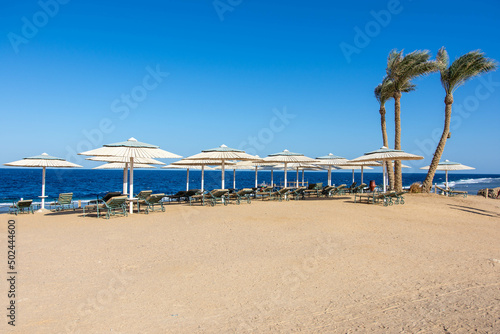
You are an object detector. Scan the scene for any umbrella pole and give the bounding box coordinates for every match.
[284,162,287,188]
[328,166,332,186]
[254,166,258,188]
[382,162,387,193]
[302,169,305,186]
[446,170,449,190]
[123,163,128,195]
[201,165,205,191]
[41,166,46,210]
[129,158,134,214]
[221,160,225,189]
[361,166,364,193]
[233,168,236,190]
[271,168,274,187]
[186,168,190,191]
[352,169,354,184]
[296,168,299,187]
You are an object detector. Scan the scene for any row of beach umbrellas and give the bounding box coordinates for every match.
[4,137,474,213]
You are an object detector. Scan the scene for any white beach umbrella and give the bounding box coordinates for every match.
[79,137,181,213]
[163,163,215,191]
[335,164,374,184]
[262,150,316,187]
[87,156,165,195]
[93,162,156,169]
[419,159,474,189]
[183,145,258,189]
[4,153,82,211]
[315,153,350,186]
[350,146,423,192]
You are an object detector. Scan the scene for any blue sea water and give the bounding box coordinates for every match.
[1,168,499,211]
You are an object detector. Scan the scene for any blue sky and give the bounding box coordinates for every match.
[1,0,499,172]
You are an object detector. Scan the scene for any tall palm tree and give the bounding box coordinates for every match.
[374,77,415,190]
[422,48,497,192]
[386,50,440,191]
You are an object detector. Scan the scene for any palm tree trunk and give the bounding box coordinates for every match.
[423,94,453,192]
[380,105,395,190]
[393,91,402,191]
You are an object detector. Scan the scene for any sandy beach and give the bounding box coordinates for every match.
[1,194,499,333]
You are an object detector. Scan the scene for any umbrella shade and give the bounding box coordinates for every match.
[93,163,155,169]
[87,156,165,165]
[79,137,181,159]
[4,153,82,210]
[315,153,350,186]
[350,146,423,192]
[262,150,316,187]
[420,160,475,189]
[182,145,258,189]
[79,137,181,214]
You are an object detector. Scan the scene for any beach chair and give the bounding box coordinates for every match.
[136,190,153,200]
[83,196,128,219]
[255,186,274,200]
[435,185,450,196]
[165,191,187,202]
[49,193,75,211]
[227,188,254,204]
[9,199,34,215]
[189,189,229,206]
[354,192,391,206]
[88,191,123,205]
[303,183,323,198]
[290,186,307,200]
[270,187,292,201]
[351,183,368,194]
[138,193,166,213]
[321,186,336,197]
[330,184,347,196]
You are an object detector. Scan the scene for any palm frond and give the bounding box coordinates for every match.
[443,50,498,93]
[386,49,440,91]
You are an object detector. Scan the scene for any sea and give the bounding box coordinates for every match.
[1,168,499,212]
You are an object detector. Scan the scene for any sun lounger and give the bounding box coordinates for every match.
[227,188,254,204]
[165,191,187,202]
[255,186,274,200]
[88,191,123,205]
[321,186,336,197]
[138,193,166,213]
[330,184,347,196]
[269,187,292,201]
[49,192,76,211]
[351,183,368,194]
[136,190,153,200]
[189,189,229,206]
[303,183,323,198]
[290,186,307,200]
[354,192,391,206]
[83,195,128,219]
[9,199,34,215]
[449,189,467,197]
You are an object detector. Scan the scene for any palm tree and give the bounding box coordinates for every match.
[386,50,440,191]
[422,48,497,192]
[374,77,415,190]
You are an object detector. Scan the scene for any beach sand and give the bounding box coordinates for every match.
[1,194,499,333]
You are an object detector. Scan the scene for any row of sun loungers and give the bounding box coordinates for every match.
[10,182,468,217]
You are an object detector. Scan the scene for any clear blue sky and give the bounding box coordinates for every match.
[1,0,499,172]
